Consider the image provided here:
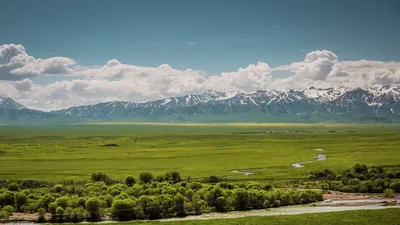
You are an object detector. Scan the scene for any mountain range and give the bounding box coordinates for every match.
[1,85,400,124]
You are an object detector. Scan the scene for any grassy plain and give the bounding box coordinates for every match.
[124,209,400,225]
[0,123,399,181]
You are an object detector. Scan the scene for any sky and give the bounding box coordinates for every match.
[1,0,400,111]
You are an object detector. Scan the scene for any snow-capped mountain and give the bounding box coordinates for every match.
[1,85,399,123]
[0,96,70,123]
[0,96,27,110]
[51,85,400,122]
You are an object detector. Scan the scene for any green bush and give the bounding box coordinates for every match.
[384,188,396,198]
[7,183,19,192]
[71,207,87,222]
[0,210,9,220]
[55,196,70,209]
[1,205,14,215]
[54,185,64,193]
[37,207,46,223]
[111,199,136,221]
[232,189,250,210]
[125,176,136,187]
[56,207,64,222]
[86,197,101,221]
[0,191,14,207]
[139,172,154,184]
[15,192,28,210]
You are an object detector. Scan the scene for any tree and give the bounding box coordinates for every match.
[139,172,154,184]
[125,176,136,187]
[86,197,101,222]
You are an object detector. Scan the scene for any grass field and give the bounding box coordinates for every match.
[120,209,400,225]
[0,123,399,181]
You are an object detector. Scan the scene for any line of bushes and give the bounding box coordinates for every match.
[0,171,322,222]
[309,164,400,193]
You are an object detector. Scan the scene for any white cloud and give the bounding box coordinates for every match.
[186,41,195,45]
[1,44,400,110]
[275,50,400,88]
[207,62,273,92]
[0,44,76,80]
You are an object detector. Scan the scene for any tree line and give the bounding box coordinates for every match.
[309,164,400,193]
[0,171,322,222]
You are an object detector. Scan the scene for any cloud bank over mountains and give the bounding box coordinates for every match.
[1,44,399,111]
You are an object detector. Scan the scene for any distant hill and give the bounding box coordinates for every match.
[1,85,400,124]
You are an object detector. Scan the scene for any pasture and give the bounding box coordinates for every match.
[127,209,400,225]
[0,123,399,181]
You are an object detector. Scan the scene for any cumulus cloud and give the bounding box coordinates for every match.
[207,62,273,92]
[1,44,400,110]
[275,50,400,88]
[0,44,76,80]
[275,50,339,80]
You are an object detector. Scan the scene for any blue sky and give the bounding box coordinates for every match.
[1,0,400,110]
[2,0,400,74]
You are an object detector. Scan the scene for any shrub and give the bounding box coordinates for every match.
[55,196,70,209]
[0,211,9,220]
[91,172,114,185]
[48,202,57,222]
[40,194,55,210]
[125,176,136,187]
[0,191,14,207]
[384,188,396,198]
[232,189,250,210]
[171,171,182,184]
[1,205,14,215]
[16,192,28,210]
[174,193,187,217]
[63,207,73,222]
[55,207,64,222]
[54,185,64,193]
[111,199,136,221]
[156,175,165,182]
[139,172,154,184]
[86,197,101,222]
[7,183,19,192]
[37,207,46,223]
[71,207,87,222]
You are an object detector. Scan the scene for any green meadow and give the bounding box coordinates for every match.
[123,209,400,225]
[0,123,399,181]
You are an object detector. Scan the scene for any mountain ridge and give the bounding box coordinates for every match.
[1,85,399,123]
